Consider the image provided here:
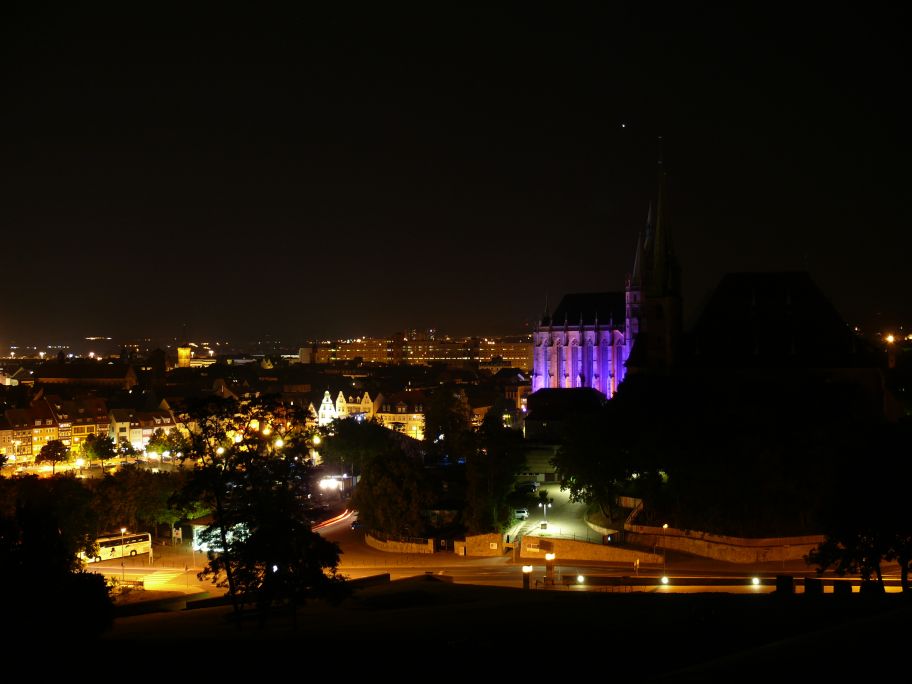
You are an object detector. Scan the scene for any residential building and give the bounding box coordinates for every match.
[375,391,426,441]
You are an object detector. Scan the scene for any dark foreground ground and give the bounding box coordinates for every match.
[96,575,909,680]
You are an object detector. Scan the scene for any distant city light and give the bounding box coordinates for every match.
[886,334,895,344]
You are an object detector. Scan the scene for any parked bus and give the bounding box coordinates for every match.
[80,532,152,563]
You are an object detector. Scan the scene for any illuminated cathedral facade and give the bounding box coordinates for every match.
[532,160,681,398]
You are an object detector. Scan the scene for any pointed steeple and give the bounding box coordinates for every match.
[631,229,645,287]
[647,136,680,298]
[643,201,655,253]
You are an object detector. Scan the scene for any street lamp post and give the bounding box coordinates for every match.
[662,523,668,577]
[311,433,321,464]
[544,552,556,586]
[120,527,126,583]
[538,500,551,528]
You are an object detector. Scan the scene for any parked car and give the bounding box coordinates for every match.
[515,481,539,494]
[350,519,362,530]
[513,508,529,520]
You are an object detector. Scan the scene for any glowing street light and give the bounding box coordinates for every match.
[522,565,533,590]
[538,500,552,528]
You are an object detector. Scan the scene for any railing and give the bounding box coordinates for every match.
[524,528,607,543]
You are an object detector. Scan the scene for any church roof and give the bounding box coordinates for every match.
[525,387,607,421]
[37,362,134,380]
[687,272,879,368]
[542,292,625,327]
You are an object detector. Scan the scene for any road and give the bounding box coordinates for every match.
[88,496,908,596]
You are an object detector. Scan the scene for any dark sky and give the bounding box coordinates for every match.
[1,5,908,347]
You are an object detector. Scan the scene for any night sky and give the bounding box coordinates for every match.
[1,5,908,347]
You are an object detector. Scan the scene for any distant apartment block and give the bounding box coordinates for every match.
[302,333,532,370]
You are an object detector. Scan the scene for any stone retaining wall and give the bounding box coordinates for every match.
[624,524,825,563]
[365,533,434,554]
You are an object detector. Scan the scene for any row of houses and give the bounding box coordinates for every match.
[0,389,424,463]
[310,390,427,441]
[1,360,534,463]
[0,397,178,463]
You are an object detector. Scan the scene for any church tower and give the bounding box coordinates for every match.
[628,140,683,371]
[531,142,683,398]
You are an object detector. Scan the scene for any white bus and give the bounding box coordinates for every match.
[80,532,152,563]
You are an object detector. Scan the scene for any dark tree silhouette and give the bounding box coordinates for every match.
[176,395,344,620]
[808,422,912,592]
[320,417,394,477]
[352,448,432,538]
[92,467,187,534]
[0,476,112,636]
[36,439,68,474]
[464,407,526,533]
[423,384,474,465]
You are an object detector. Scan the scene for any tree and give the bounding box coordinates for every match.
[424,384,474,465]
[145,427,170,456]
[117,438,137,459]
[808,422,912,593]
[92,467,188,534]
[82,433,116,471]
[552,406,635,522]
[351,447,432,538]
[176,395,344,619]
[464,408,526,533]
[165,427,191,458]
[320,417,395,477]
[0,476,112,635]
[36,439,68,475]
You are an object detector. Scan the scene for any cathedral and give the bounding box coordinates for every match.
[531,160,682,398]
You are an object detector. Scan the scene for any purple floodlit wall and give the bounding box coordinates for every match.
[531,327,630,399]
